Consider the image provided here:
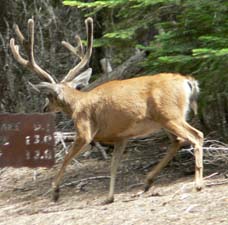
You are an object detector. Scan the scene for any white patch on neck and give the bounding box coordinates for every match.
[56,84,65,101]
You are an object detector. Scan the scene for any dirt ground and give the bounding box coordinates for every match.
[0,138,228,225]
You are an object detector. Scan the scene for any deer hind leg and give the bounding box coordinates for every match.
[155,120,204,191]
[52,137,90,202]
[183,122,204,190]
[145,134,185,192]
[103,140,127,204]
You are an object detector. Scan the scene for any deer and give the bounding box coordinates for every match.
[10,17,204,204]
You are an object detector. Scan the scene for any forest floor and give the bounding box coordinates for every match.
[0,136,228,225]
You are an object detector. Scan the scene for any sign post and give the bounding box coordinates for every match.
[0,113,55,168]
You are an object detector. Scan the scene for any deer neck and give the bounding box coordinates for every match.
[59,86,87,116]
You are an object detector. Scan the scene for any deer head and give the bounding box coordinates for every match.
[10,18,93,113]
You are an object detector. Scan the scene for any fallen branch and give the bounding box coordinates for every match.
[162,183,192,206]
[54,131,108,160]
[85,50,145,90]
[43,175,110,196]
[54,132,75,144]
[61,175,111,188]
[141,160,158,171]
[206,180,228,187]
[127,182,144,190]
[181,139,228,165]
[94,142,108,160]
[184,204,199,213]
[203,172,219,180]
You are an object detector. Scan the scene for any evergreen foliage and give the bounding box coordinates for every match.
[63,1,228,84]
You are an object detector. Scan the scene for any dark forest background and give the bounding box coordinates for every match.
[0,0,227,139]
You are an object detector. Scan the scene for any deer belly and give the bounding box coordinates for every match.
[94,120,161,143]
[118,120,162,139]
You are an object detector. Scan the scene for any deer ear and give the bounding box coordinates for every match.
[31,82,61,96]
[68,68,92,89]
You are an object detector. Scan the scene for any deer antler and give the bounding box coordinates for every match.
[62,35,84,60]
[61,17,93,83]
[10,19,56,84]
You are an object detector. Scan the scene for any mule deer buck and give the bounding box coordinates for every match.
[10,17,204,204]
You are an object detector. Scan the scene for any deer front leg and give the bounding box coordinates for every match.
[52,117,95,201]
[103,140,127,204]
[52,137,90,202]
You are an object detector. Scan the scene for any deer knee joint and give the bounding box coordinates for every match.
[196,131,204,145]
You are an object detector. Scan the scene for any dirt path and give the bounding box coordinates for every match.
[0,143,228,225]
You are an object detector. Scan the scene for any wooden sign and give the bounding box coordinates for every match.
[0,113,55,168]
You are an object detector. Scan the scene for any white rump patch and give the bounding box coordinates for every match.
[183,80,192,119]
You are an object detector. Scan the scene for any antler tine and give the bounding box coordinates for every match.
[10,38,27,66]
[61,17,93,83]
[27,19,36,65]
[75,35,85,59]
[62,35,84,60]
[10,24,29,66]
[10,18,56,84]
[14,24,25,44]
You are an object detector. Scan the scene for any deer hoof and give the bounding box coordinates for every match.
[102,196,114,205]
[144,179,153,192]
[195,181,204,191]
[52,187,60,202]
[144,184,151,192]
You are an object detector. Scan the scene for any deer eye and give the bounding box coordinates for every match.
[76,84,84,90]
